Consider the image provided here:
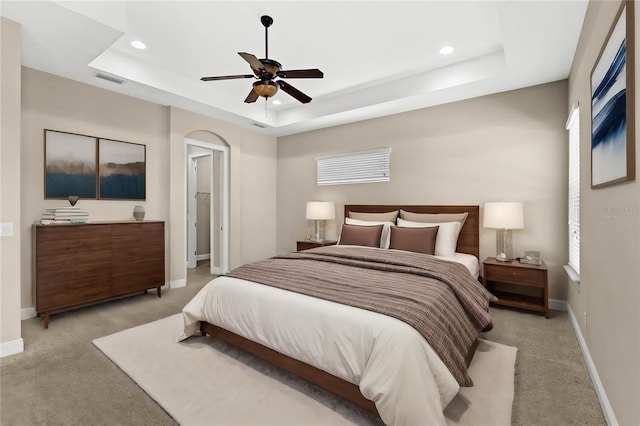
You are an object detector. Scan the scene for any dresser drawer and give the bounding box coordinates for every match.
[485,264,545,287]
[112,222,164,238]
[36,238,112,258]
[36,224,112,242]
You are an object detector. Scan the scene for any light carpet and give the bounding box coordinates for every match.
[93,314,516,425]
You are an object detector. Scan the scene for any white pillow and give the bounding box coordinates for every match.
[344,218,395,249]
[397,218,462,257]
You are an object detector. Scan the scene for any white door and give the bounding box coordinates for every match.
[188,153,214,270]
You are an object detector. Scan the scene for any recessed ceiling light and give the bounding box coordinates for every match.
[130,40,146,50]
[439,45,454,55]
[272,100,282,105]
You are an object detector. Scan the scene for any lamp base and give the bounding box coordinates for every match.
[495,253,511,262]
[313,220,326,242]
[496,229,514,262]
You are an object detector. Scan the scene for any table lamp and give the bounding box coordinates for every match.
[306,201,335,242]
[483,202,524,262]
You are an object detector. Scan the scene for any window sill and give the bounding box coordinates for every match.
[564,264,580,290]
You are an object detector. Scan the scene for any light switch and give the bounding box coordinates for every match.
[0,222,14,237]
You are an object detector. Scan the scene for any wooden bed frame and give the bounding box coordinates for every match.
[200,204,481,417]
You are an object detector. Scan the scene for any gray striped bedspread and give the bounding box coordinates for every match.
[226,245,497,387]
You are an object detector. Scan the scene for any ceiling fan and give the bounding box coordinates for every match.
[200,15,323,104]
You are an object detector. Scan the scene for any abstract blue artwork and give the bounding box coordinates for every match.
[45,130,97,198]
[98,139,146,200]
[591,1,635,188]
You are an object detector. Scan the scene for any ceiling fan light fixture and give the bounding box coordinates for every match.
[253,80,279,98]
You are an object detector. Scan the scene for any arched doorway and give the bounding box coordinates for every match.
[185,135,229,275]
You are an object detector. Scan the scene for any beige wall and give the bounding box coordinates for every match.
[0,18,23,350]
[278,80,569,301]
[16,68,277,316]
[567,1,640,424]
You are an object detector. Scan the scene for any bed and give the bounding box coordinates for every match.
[179,205,494,425]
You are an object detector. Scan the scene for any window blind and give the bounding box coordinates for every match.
[316,148,391,185]
[566,103,580,277]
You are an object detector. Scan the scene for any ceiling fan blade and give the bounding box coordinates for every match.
[244,88,260,103]
[238,52,265,71]
[277,80,312,104]
[277,69,324,79]
[201,74,254,81]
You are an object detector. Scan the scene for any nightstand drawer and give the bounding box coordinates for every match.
[483,257,548,318]
[485,265,545,287]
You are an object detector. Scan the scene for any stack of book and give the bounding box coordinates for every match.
[40,207,89,225]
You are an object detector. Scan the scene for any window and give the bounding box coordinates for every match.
[316,148,390,186]
[566,103,580,287]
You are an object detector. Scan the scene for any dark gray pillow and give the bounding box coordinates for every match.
[338,224,384,248]
[389,225,439,255]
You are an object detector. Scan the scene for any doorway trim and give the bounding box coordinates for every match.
[187,152,212,270]
[185,138,229,275]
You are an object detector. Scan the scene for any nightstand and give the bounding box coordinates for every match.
[482,257,548,318]
[296,240,337,251]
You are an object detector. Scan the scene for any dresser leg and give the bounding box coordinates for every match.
[44,313,49,329]
[157,287,162,298]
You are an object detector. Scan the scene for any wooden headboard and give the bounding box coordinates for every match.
[344,205,480,259]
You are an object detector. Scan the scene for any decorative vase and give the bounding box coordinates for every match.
[133,206,145,221]
[68,195,79,206]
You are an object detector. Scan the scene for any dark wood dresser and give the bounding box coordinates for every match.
[32,221,165,328]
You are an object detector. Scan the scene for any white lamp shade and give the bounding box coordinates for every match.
[306,201,335,220]
[483,202,524,229]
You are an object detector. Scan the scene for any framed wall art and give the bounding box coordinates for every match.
[591,0,635,189]
[44,130,97,199]
[44,129,146,200]
[98,139,146,200]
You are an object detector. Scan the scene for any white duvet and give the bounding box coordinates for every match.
[180,254,478,425]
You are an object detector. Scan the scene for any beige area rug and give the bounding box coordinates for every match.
[94,314,516,425]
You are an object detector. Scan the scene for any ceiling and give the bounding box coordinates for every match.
[1,1,588,137]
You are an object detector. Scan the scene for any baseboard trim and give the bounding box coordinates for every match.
[549,299,567,311]
[169,279,186,289]
[21,307,37,320]
[567,304,617,425]
[0,338,24,357]
[196,254,210,261]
